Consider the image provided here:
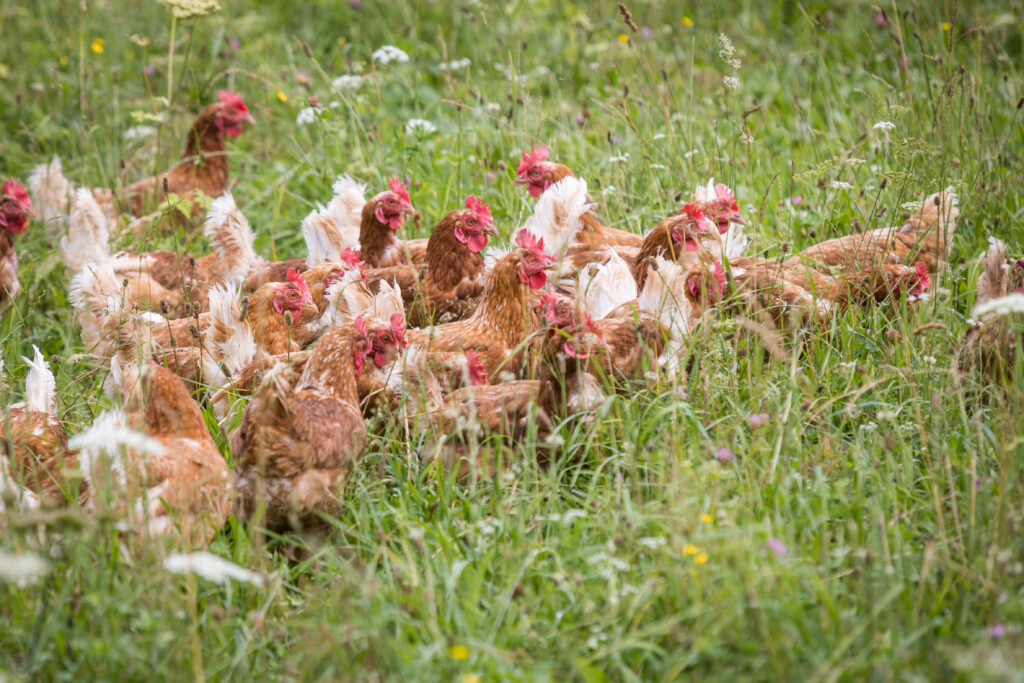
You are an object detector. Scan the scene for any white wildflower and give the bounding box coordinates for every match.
[847,158,866,165]
[649,163,666,170]
[372,45,409,65]
[608,153,630,164]
[922,355,937,365]
[908,292,930,303]
[331,74,365,91]
[839,361,857,369]
[684,149,699,159]
[638,537,667,550]
[123,125,157,141]
[859,421,878,433]
[723,75,740,90]
[901,200,923,212]
[0,550,50,587]
[483,102,501,113]
[652,133,667,140]
[830,180,854,190]
[602,186,616,196]
[718,33,735,60]
[295,107,319,126]
[873,121,896,131]
[164,552,264,587]
[405,118,437,135]
[740,133,754,145]
[877,408,901,421]
[438,57,471,71]
[973,293,1024,319]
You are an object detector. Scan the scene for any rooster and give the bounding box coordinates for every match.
[231,315,405,531]
[513,145,643,249]
[405,230,555,378]
[958,240,1024,379]
[74,364,230,541]
[1,346,83,505]
[33,91,254,229]
[0,179,31,314]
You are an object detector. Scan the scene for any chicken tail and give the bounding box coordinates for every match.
[204,283,256,388]
[61,188,111,274]
[27,156,72,225]
[902,189,959,270]
[975,238,1009,307]
[204,192,258,284]
[327,174,367,240]
[70,262,132,354]
[514,176,595,256]
[302,206,346,268]
[20,345,56,416]
[578,250,638,320]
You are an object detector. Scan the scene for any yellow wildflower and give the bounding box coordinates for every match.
[90,39,104,54]
[59,56,69,67]
[461,675,481,683]
[696,553,709,565]
[700,513,713,524]
[684,543,698,556]
[617,34,629,43]
[450,645,470,661]
[682,16,694,27]
[941,22,951,31]
[337,36,347,46]
[276,91,288,102]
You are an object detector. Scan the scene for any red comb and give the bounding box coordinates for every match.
[464,349,487,386]
[912,262,930,295]
[387,177,411,204]
[712,262,726,295]
[340,247,361,268]
[353,316,367,336]
[515,229,545,254]
[517,145,549,177]
[2,179,29,206]
[714,184,739,211]
[464,195,493,225]
[286,268,312,303]
[389,312,408,349]
[217,90,248,114]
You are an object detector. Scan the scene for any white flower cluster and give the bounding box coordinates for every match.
[438,58,471,71]
[830,180,854,190]
[723,76,740,90]
[718,33,741,70]
[406,118,437,135]
[332,74,365,91]
[873,121,896,131]
[123,125,158,141]
[973,292,1024,319]
[163,552,264,586]
[296,107,319,126]
[608,153,630,164]
[0,550,50,587]
[372,45,409,65]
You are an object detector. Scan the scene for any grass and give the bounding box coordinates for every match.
[2,0,1024,679]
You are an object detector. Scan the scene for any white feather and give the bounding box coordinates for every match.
[71,408,164,492]
[28,156,71,224]
[204,284,257,390]
[203,192,259,284]
[723,223,748,259]
[512,176,594,257]
[61,188,110,273]
[326,174,366,248]
[637,256,696,337]
[20,345,55,415]
[0,454,41,513]
[302,207,345,268]
[577,251,638,320]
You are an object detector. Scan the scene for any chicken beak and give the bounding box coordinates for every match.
[731,212,747,226]
[244,113,256,125]
[512,175,527,185]
[484,222,500,235]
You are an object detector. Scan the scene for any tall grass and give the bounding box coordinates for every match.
[2,0,1023,679]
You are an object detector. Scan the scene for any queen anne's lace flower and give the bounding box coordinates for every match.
[406,118,437,134]
[372,45,409,65]
[332,74,364,90]
[873,121,896,130]
[164,552,264,586]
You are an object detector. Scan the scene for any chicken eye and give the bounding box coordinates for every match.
[289,291,297,299]
[466,217,476,226]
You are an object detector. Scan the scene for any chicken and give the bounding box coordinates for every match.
[74,364,230,541]
[363,194,498,326]
[693,178,748,259]
[575,250,638,320]
[0,179,31,314]
[631,204,721,290]
[405,230,555,378]
[514,145,643,249]
[958,240,1024,379]
[510,175,595,259]
[784,190,959,276]
[357,178,419,268]
[1,346,82,505]
[231,315,405,531]
[36,92,253,231]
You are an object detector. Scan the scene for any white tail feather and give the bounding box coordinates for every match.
[302,207,346,268]
[61,188,110,273]
[204,284,256,389]
[70,262,128,352]
[21,345,56,415]
[637,256,696,337]
[513,177,594,256]
[327,174,367,245]
[577,250,638,320]
[28,156,71,224]
[204,193,258,284]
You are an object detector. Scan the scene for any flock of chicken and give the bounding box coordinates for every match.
[1,91,1019,542]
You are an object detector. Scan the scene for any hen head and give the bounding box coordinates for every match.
[453,195,498,253]
[0,179,31,235]
[669,205,715,253]
[562,313,606,360]
[901,261,931,298]
[352,313,407,376]
[272,268,315,318]
[695,180,745,234]
[685,261,726,304]
[212,90,254,139]
[515,230,555,290]
[1010,257,1024,294]
[540,292,577,332]
[372,178,413,231]
[514,145,561,198]
[326,249,364,287]
[464,349,488,386]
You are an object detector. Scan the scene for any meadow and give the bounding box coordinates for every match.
[2,0,1024,679]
